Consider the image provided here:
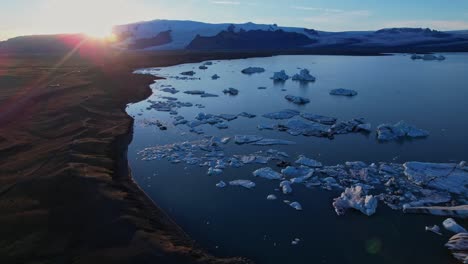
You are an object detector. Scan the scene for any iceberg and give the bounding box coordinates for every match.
[253,167,283,180]
[234,135,264,144]
[267,194,277,200]
[404,162,468,195]
[377,121,429,141]
[285,95,310,105]
[251,138,296,146]
[445,233,468,264]
[271,70,290,81]
[295,155,323,168]
[241,67,265,74]
[280,180,293,194]
[263,109,300,120]
[216,181,227,188]
[291,69,316,82]
[184,90,206,95]
[300,113,337,125]
[330,88,358,96]
[229,179,256,189]
[443,218,467,234]
[332,185,378,216]
[289,201,303,211]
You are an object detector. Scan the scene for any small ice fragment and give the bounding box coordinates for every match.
[425,225,442,235]
[443,218,467,233]
[229,180,256,189]
[216,181,227,188]
[267,194,277,200]
[290,201,303,210]
[280,180,292,194]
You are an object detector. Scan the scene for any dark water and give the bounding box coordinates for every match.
[127,54,468,264]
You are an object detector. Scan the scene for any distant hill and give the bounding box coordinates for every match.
[0,34,107,54]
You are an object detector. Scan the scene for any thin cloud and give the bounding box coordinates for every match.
[299,9,372,31]
[292,6,344,13]
[211,1,240,5]
[384,20,468,30]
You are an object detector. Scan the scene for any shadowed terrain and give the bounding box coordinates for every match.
[0,47,267,264]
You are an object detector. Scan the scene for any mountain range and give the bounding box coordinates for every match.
[112,20,468,53]
[2,19,468,54]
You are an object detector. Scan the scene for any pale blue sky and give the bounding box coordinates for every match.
[1,0,468,40]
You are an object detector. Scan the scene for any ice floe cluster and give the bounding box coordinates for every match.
[138,136,468,218]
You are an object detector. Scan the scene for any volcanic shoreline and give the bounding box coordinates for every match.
[0,47,386,264]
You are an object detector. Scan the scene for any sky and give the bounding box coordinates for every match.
[1,0,468,40]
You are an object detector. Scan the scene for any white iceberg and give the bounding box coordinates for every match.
[229,180,256,189]
[332,185,378,216]
[443,218,467,234]
[252,167,283,180]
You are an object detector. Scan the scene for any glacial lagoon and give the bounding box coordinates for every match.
[126,54,468,264]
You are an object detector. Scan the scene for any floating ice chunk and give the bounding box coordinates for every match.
[234,135,263,144]
[238,112,256,118]
[251,138,296,146]
[281,166,314,178]
[267,194,277,200]
[190,127,204,134]
[445,233,468,264]
[295,156,323,168]
[271,70,289,81]
[216,181,227,188]
[290,202,303,210]
[300,113,337,125]
[377,121,429,141]
[443,218,467,234]
[292,69,316,82]
[220,137,231,144]
[229,180,256,189]
[285,95,310,105]
[280,180,293,194]
[214,122,228,129]
[199,65,208,70]
[279,119,330,137]
[212,74,220,80]
[425,225,442,235]
[160,87,179,94]
[356,123,372,132]
[241,67,265,74]
[258,86,267,90]
[404,162,468,195]
[218,114,238,121]
[180,70,196,76]
[403,205,468,218]
[200,93,219,98]
[333,185,378,216]
[253,167,283,180]
[411,54,423,60]
[330,88,358,96]
[184,90,205,95]
[291,238,301,245]
[422,54,444,61]
[204,61,213,65]
[222,87,239,95]
[258,124,276,130]
[263,109,300,120]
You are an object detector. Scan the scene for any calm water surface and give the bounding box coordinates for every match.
[127,54,468,264]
